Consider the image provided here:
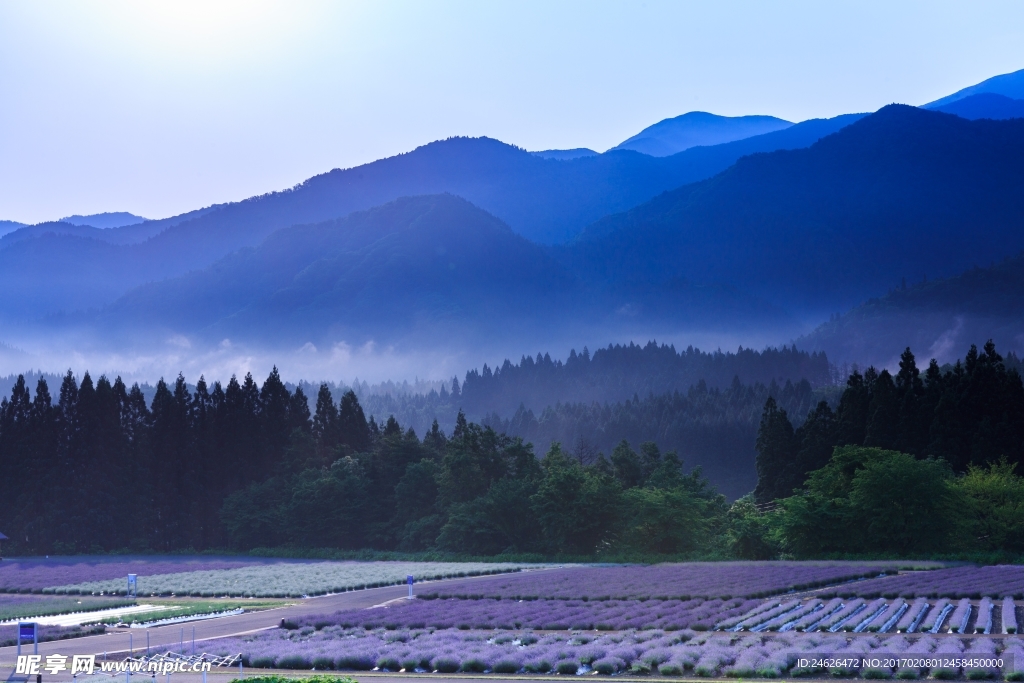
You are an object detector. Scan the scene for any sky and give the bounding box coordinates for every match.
[1,0,1023,225]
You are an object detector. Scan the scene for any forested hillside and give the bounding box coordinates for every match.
[754,342,1024,503]
[95,195,782,348]
[353,343,833,497]
[565,106,1024,313]
[3,343,1019,559]
[800,252,1024,367]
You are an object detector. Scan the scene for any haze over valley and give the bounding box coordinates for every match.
[3,34,1024,498]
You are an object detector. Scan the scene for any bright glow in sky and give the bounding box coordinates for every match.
[1,0,1022,224]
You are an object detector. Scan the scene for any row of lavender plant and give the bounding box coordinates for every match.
[301,597,762,632]
[919,598,953,633]
[895,599,929,633]
[815,599,865,631]
[864,598,906,632]
[1006,596,1019,634]
[424,563,902,601]
[207,626,1024,677]
[729,600,801,631]
[947,598,972,633]
[976,597,994,634]
[713,600,781,630]
[754,599,822,632]
[733,596,1012,635]
[847,599,887,632]
[844,565,1024,599]
[786,598,842,631]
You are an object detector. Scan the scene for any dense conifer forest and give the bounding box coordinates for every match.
[1,342,1021,559]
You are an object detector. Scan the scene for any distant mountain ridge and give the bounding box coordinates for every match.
[563,105,1024,314]
[0,221,25,239]
[925,67,1024,107]
[928,93,1024,120]
[70,106,1024,357]
[0,117,862,325]
[60,212,147,229]
[530,148,599,160]
[611,111,793,156]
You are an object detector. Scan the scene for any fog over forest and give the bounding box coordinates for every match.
[4,68,1024,509]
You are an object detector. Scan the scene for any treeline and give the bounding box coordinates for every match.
[0,368,730,556]
[4,343,1023,559]
[733,446,1024,559]
[356,342,834,434]
[0,370,314,552]
[733,342,1024,559]
[754,341,1024,503]
[222,412,728,556]
[483,377,824,499]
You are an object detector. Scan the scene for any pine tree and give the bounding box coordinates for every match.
[753,397,796,502]
[338,390,370,452]
[312,383,339,462]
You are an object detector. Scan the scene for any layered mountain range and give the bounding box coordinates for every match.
[3,68,1024,370]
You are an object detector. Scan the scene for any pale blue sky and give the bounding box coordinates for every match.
[1,0,1022,224]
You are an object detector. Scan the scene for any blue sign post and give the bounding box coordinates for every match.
[407,574,414,599]
[17,622,37,656]
[128,573,138,598]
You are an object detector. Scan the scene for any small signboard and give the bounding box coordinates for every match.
[128,573,137,598]
[17,621,37,656]
[407,575,414,585]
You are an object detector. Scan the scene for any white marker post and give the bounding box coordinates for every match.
[407,575,414,599]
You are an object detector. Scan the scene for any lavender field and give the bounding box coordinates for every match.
[421,563,922,601]
[0,556,280,592]
[297,597,762,632]
[292,593,1020,637]
[53,562,533,597]
[843,566,1024,600]
[208,626,1024,678]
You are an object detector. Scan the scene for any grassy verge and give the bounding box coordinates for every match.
[0,596,134,621]
[92,599,288,626]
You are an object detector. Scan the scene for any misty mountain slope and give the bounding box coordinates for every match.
[798,253,1024,367]
[95,194,787,350]
[928,93,1024,120]
[0,221,113,248]
[926,67,1024,107]
[0,118,866,323]
[0,220,26,238]
[564,105,1024,313]
[611,111,793,156]
[0,232,139,318]
[99,195,582,344]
